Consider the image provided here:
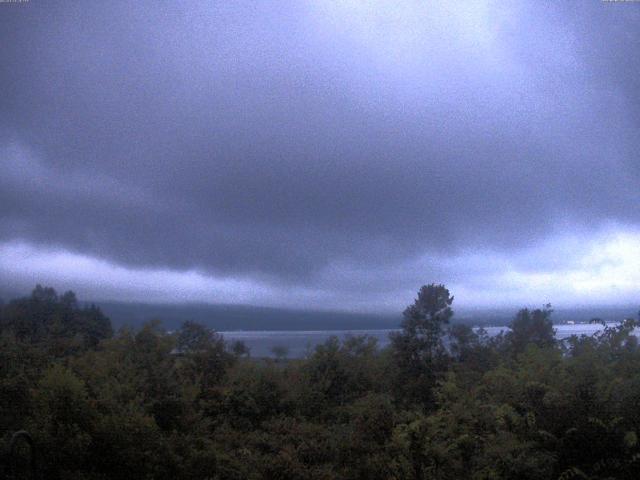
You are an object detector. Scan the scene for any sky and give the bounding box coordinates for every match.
[1,1,639,312]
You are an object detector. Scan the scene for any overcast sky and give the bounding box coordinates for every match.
[1,1,639,312]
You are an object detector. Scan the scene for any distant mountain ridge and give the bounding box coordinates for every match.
[2,287,635,331]
[91,301,638,332]
[95,301,402,331]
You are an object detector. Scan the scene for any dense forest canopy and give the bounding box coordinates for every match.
[1,285,640,479]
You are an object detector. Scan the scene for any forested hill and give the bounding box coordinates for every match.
[2,284,640,479]
[0,284,640,480]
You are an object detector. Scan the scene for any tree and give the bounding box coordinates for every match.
[30,365,93,478]
[0,285,112,350]
[176,321,234,391]
[271,345,289,362]
[507,304,556,354]
[177,320,217,353]
[390,284,454,407]
[231,340,250,358]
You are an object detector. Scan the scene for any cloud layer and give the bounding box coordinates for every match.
[1,1,639,310]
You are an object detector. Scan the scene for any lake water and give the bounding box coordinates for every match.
[221,323,630,358]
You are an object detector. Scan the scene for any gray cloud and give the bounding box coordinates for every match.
[1,1,639,306]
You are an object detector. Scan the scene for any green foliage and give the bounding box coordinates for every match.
[390,284,454,408]
[0,285,112,352]
[507,305,556,355]
[1,284,640,479]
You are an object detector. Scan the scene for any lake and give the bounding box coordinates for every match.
[220,323,630,358]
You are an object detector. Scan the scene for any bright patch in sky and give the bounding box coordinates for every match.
[507,231,640,302]
[0,242,277,305]
[1,228,638,310]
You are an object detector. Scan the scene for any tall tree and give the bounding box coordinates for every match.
[390,284,454,408]
[176,321,234,392]
[507,304,555,355]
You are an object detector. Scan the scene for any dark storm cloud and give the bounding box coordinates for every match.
[1,1,639,291]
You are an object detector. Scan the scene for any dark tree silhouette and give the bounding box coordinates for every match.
[390,284,454,407]
[507,304,555,354]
